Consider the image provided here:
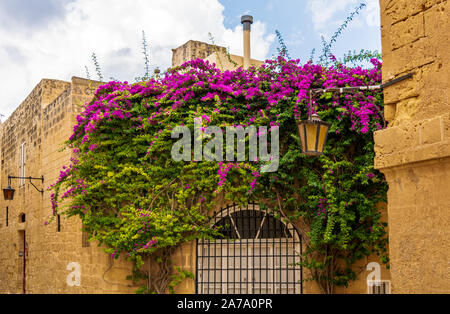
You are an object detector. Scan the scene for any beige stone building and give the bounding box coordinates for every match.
[374,0,450,293]
[0,78,138,294]
[172,40,264,71]
[1,1,448,294]
[0,39,389,295]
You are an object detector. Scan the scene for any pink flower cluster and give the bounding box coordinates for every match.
[248,171,261,195]
[69,56,382,149]
[218,162,236,187]
[317,198,328,217]
[61,179,88,200]
[60,56,383,205]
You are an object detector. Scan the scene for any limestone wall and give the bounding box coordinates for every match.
[0,35,393,294]
[204,52,264,71]
[375,0,450,293]
[0,78,138,294]
[171,40,264,71]
[172,40,227,68]
[0,79,69,293]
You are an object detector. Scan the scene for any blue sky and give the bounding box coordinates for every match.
[219,0,381,61]
[0,0,381,118]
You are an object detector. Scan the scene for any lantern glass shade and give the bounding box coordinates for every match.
[3,186,15,200]
[297,118,330,156]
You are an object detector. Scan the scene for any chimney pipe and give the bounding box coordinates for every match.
[241,15,253,70]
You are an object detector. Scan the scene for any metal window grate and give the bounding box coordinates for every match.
[368,280,391,294]
[82,231,91,248]
[196,203,302,294]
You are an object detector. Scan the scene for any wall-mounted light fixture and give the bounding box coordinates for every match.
[297,73,414,157]
[3,176,44,201]
[297,113,331,156]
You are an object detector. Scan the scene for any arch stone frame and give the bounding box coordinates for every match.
[196,203,303,295]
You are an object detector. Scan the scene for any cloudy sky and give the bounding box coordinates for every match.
[0,0,381,118]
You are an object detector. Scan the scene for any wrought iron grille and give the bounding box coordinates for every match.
[367,280,391,294]
[196,203,302,294]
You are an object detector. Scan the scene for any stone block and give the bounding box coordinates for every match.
[374,124,414,155]
[383,104,397,122]
[383,0,444,24]
[383,71,421,106]
[392,97,421,125]
[383,37,436,79]
[391,12,425,50]
[443,114,450,140]
[381,158,450,293]
[424,0,450,39]
[421,117,442,145]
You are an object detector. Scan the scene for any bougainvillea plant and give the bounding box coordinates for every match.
[50,56,388,294]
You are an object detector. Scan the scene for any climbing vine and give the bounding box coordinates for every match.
[50,55,388,294]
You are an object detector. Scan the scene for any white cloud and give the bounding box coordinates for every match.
[365,0,381,27]
[0,0,274,118]
[307,0,380,31]
[285,29,304,48]
[220,21,275,57]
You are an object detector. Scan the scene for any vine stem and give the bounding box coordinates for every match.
[274,188,311,245]
[148,178,178,210]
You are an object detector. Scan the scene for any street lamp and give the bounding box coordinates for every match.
[297,73,414,156]
[3,186,15,200]
[297,113,330,156]
[297,90,331,156]
[3,176,44,201]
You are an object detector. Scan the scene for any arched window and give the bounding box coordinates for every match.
[197,203,302,294]
[213,209,293,240]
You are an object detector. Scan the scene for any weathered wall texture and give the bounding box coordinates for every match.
[204,52,264,71]
[172,40,263,71]
[0,78,137,294]
[172,40,228,68]
[375,0,450,293]
[1,40,388,294]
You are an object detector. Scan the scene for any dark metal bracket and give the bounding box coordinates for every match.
[380,73,414,89]
[8,176,45,194]
[310,72,414,95]
[307,73,414,129]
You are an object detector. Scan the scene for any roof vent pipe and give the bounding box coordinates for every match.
[241,15,253,70]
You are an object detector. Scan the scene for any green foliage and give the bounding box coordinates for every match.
[91,52,104,82]
[85,66,91,80]
[168,267,195,294]
[142,31,151,78]
[254,81,389,293]
[309,48,316,63]
[275,29,290,60]
[52,56,388,294]
[135,30,151,82]
[341,49,383,67]
[318,2,367,65]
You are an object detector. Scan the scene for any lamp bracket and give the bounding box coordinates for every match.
[306,73,414,129]
[8,176,44,194]
[309,72,414,95]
